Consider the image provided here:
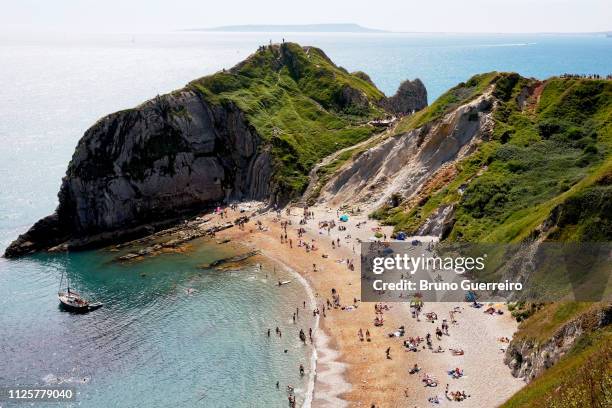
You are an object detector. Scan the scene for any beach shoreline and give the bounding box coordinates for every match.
[271,252,352,407]
[208,204,525,407]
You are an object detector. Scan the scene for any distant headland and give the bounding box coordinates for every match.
[183,23,386,33]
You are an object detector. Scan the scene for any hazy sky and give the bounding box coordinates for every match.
[3,0,610,33]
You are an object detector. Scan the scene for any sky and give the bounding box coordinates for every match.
[2,0,610,34]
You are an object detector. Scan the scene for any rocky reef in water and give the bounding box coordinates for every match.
[5,42,427,257]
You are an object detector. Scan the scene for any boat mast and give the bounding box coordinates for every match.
[59,270,69,293]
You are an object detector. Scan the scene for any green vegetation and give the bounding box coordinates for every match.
[513,302,598,342]
[377,74,612,244]
[369,73,612,407]
[502,322,611,408]
[189,43,386,197]
[394,72,498,134]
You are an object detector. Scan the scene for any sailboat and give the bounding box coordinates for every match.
[58,271,103,313]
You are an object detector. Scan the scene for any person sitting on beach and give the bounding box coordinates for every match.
[484,307,496,314]
[422,374,438,387]
[409,363,420,374]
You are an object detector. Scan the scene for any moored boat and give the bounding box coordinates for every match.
[58,272,103,313]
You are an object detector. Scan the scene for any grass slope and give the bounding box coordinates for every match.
[375,74,612,244]
[188,42,386,197]
[502,321,611,408]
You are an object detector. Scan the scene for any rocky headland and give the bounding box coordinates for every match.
[4,43,427,258]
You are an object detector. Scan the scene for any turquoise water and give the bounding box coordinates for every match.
[0,32,611,407]
[0,243,315,407]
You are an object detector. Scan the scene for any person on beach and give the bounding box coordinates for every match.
[299,329,306,344]
[267,328,271,337]
[358,328,364,341]
[299,364,304,377]
[292,313,296,323]
[386,347,391,359]
[366,329,371,341]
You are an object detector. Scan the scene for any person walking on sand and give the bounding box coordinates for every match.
[436,326,443,340]
[366,329,371,342]
[386,347,391,359]
[358,328,364,341]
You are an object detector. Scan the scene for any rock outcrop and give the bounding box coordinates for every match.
[381,79,428,114]
[504,304,612,381]
[5,90,272,257]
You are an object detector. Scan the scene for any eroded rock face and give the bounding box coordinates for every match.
[382,79,428,114]
[319,91,494,212]
[504,305,612,381]
[4,90,272,257]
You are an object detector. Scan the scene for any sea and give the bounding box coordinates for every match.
[0,31,610,408]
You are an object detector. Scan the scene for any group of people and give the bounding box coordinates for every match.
[559,73,612,80]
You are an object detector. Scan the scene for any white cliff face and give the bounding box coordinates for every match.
[318,90,495,213]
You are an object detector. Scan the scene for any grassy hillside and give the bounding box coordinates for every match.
[394,72,498,134]
[375,74,612,243]
[502,310,611,408]
[368,73,612,407]
[189,42,386,197]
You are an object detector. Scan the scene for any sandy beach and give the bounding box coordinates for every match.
[210,204,525,407]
